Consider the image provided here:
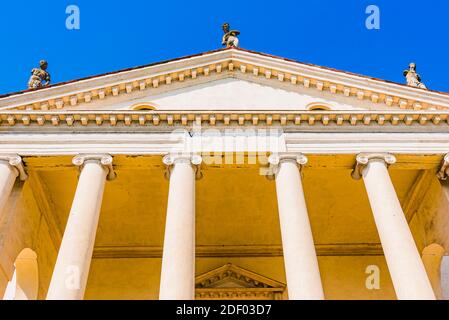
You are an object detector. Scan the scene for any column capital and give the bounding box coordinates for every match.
[437,154,449,181]
[72,154,116,181]
[351,153,396,180]
[0,155,27,181]
[163,154,203,180]
[267,153,308,179]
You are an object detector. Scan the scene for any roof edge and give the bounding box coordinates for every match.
[2,46,448,100]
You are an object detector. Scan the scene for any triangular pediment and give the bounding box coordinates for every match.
[196,263,285,289]
[1,47,449,112]
[195,264,285,300]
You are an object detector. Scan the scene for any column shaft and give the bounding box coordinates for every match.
[273,157,324,300]
[47,159,109,300]
[362,160,435,300]
[159,159,196,300]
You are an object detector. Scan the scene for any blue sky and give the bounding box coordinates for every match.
[1,0,448,94]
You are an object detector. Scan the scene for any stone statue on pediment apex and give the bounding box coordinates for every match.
[222,23,240,48]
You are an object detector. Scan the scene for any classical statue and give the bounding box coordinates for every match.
[403,63,426,89]
[222,23,240,48]
[28,60,51,89]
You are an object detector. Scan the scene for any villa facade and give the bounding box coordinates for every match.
[0,47,449,300]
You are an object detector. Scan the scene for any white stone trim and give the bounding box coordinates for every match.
[2,132,449,157]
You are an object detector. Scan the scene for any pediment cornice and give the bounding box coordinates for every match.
[1,48,449,112]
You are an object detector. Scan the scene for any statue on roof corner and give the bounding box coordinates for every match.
[403,63,427,89]
[28,60,51,89]
[222,23,240,48]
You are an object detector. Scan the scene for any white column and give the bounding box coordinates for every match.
[268,154,324,300]
[159,154,201,300]
[0,155,27,215]
[47,155,115,300]
[353,153,436,300]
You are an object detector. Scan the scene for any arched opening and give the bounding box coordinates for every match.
[131,103,157,111]
[307,103,332,111]
[2,248,38,300]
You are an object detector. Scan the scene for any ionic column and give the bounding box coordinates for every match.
[268,154,324,300]
[159,154,201,300]
[47,155,115,300]
[352,153,435,300]
[0,155,27,215]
